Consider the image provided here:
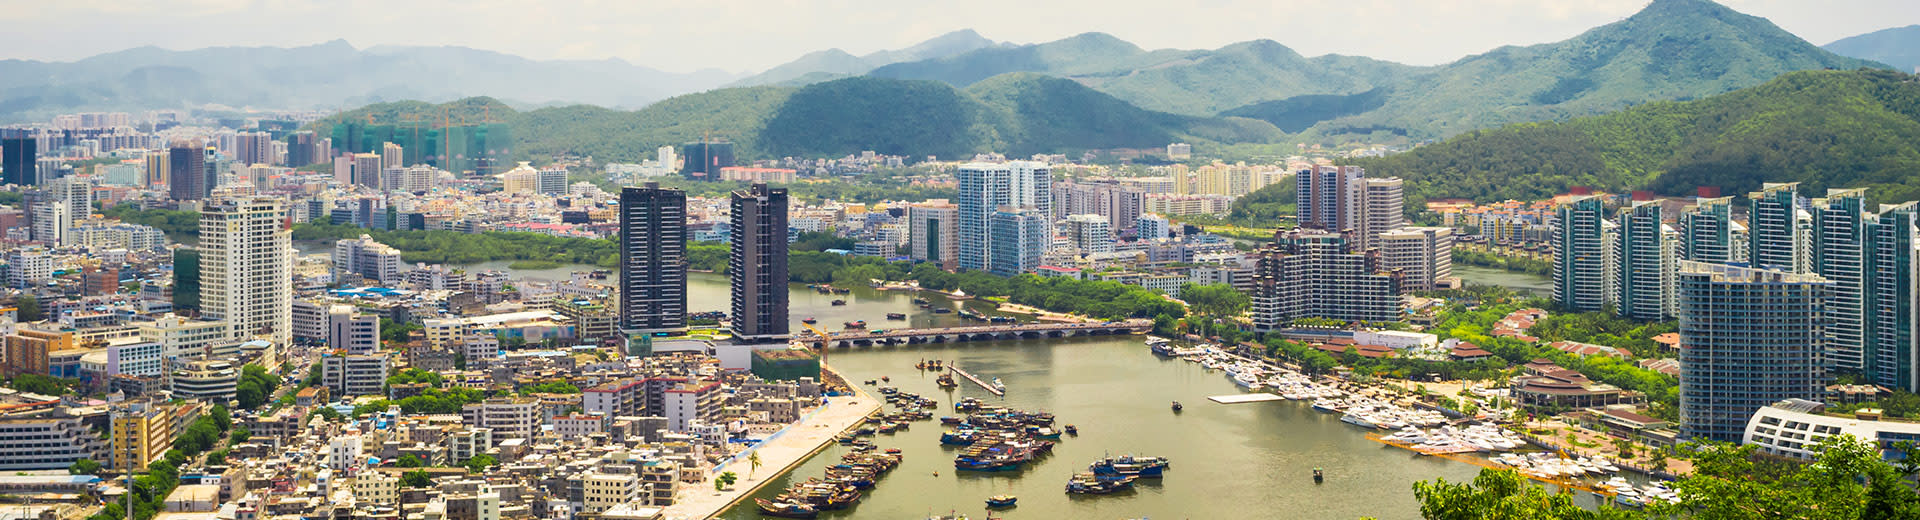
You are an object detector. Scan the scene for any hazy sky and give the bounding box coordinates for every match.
[3,0,1916,74]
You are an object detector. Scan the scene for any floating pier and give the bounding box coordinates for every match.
[948,365,1005,396]
[1207,394,1286,404]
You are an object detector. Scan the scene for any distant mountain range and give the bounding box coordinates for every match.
[727,30,1007,87]
[316,74,1283,163]
[1824,25,1920,72]
[6,0,1911,155]
[0,39,740,120]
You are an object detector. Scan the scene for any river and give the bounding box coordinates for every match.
[700,281,1490,520]
[1452,264,1551,298]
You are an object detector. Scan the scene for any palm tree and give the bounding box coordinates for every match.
[748,451,762,479]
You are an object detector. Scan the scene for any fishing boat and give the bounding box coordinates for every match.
[1171,401,1183,412]
[755,498,820,518]
[886,313,907,320]
[1064,425,1079,435]
[802,317,817,324]
[932,307,953,314]
[844,320,867,328]
[831,300,847,306]
[958,309,987,321]
[912,297,931,304]
[990,378,1006,393]
[1065,472,1136,494]
[985,495,1018,508]
[1091,458,1165,478]
[936,373,958,388]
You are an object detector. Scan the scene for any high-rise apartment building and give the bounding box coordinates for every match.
[1748,183,1810,273]
[381,142,405,171]
[1552,196,1610,312]
[729,184,789,343]
[1614,201,1675,320]
[1680,197,1743,263]
[332,234,405,283]
[1138,214,1171,241]
[285,131,317,168]
[955,161,1050,271]
[1376,226,1454,292]
[2,137,37,186]
[908,201,958,270]
[1863,203,1920,391]
[1814,189,1869,373]
[679,140,734,180]
[402,165,437,194]
[1296,165,1363,233]
[200,197,292,344]
[538,166,568,195]
[988,207,1048,277]
[1360,177,1406,249]
[167,141,212,200]
[1064,214,1113,254]
[1251,230,1405,329]
[235,132,274,166]
[618,183,687,334]
[1677,261,1828,442]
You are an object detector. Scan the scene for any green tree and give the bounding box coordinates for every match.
[396,455,424,468]
[402,470,433,488]
[463,454,497,474]
[1415,468,1640,519]
[748,451,762,479]
[715,471,738,491]
[68,459,100,476]
[13,295,40,322]
[230,427,251,444]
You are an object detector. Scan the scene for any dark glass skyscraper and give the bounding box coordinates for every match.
[2,137,37,186]
[167,141,213,200]
[729,183,789,343]
[619,183,687,334]
[679,140,734,180]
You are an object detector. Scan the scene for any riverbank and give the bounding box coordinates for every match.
[661,365,881,520]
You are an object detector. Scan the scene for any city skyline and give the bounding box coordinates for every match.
[2,1,1914,74]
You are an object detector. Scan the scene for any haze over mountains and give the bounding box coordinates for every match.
[1824,25,1920,72]
[3,0,1911,152]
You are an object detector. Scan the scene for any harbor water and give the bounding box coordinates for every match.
[707,282,1486,520]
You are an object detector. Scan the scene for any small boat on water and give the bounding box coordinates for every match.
[936,373,958,388]
[845,320,867,328]
[1147,337,1175,356]
[990,378,1006,393]
[1064,424,1079,435]
[988,315,1017,324]
[985,495,1018,508]
[756,498,820,518]
[912,297,931,304]
[886,313,907,320]
[802,317,817,324]
[932,307,953,314]
[1171,401,1183,412]
[1313,467,1324,483]
[831,300,847,306]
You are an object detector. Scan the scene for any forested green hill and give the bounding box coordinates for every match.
[1343,69,1920,203]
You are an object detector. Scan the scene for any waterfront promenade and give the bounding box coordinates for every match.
[661,366,880,520]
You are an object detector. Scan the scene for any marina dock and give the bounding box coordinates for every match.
[1207,394,1286,404]
[948,365,1005,396]
[1365,433,1616,498]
